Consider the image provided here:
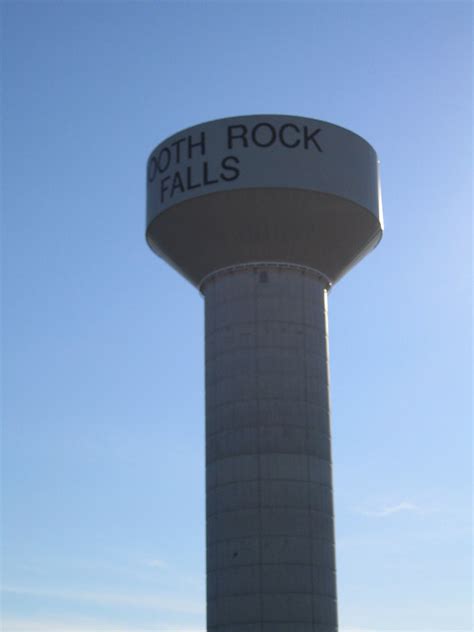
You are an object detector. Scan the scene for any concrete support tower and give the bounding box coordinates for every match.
[146,115,383,632]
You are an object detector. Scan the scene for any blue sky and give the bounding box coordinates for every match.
[1,1,472,631]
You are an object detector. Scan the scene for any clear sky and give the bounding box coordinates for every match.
[1,1,472,631]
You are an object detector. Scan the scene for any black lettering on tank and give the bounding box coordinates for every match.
[252,122,276,147]
[170,171,185,197]
[157,146,171,172]
[203,161,219,186]
[160,175,170,202]
[227,124,248,149]
[171,137,186,164]
[186,166,201,190]
[188,132,206,159]
[304,126,322,152]
[220,155,240,181]
[279,123,300,148]
[148,156,158,182]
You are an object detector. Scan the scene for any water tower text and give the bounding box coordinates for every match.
[148,121,323,204]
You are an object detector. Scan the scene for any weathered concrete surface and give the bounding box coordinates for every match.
[203,264,337,632]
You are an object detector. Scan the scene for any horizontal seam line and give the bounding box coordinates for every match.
[206,454,332,462]
[206,454,332,466]
[206,321,327,333]
[207,592,337,598]
[207,563,336,571]
[207,398,330,410]
[206,426,331,439]
[207,507,334,517]
[207,479,333,490]
[207,594,337,600]
[207,535,335,545]
[207,508,333,518]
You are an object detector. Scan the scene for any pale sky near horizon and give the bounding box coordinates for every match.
[2,1,472,631]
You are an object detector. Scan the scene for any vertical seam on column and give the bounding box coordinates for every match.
[325,289,339,628]
[205,278,215,630]
[255,268,264,631]
[303,272,316,631]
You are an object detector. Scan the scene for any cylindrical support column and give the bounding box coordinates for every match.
[203,264,338,632]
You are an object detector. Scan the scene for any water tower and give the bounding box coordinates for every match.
[146,115,383,631]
